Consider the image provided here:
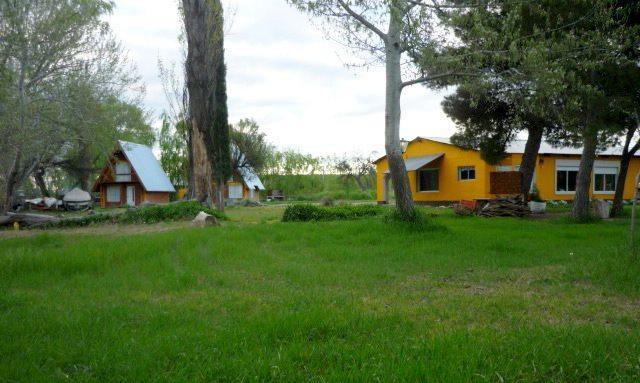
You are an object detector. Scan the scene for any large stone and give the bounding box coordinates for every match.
[592,200,611,219]
[192,211,220,227]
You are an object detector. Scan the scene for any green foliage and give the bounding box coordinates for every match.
[231,118,273,174]
[282,204,384,222]
[212,59,231,187]
[158,115,189,188]
[37,201,226,229]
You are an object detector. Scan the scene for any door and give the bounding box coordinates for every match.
[126,185,136,206]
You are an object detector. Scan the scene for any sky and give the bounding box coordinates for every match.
[108,0,457,157]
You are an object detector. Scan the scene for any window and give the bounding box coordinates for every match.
[229,184,243,199]
[418,169,439,191]
[458,166,476,181]
[556,168,578,193]
[594,167,617,193]
[106,185,121,203]
[115,161,131,182]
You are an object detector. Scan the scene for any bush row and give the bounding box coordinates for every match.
[37,201,226,229]
[282,204,384,222]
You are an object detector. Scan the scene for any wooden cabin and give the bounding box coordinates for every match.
[92,141,176,208]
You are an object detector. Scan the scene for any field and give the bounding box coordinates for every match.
[1,206,640,382]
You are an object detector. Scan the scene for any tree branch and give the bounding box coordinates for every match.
[400,71,478,88]
[336,0,387,41]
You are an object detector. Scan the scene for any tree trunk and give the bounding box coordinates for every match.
[519,125,544,198]
[34,167,50,197]
[191,124,213,204]
[571,129,598,220]
[384,14,414,219]
[611,126,639,217]
[611,151,632,217]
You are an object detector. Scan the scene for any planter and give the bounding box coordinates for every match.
[528,201,547,214]
[592,200,611,219]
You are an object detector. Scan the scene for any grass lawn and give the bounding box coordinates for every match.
[1,207,639,382]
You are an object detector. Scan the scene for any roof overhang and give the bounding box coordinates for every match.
[384,153,444,173]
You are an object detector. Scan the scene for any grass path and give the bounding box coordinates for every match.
[1,208,639,381]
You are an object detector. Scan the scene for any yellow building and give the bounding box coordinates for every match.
[375,137,640,204]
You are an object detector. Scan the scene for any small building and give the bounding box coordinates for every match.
[92,141,176,208]
[226,166,265,202]
[176,166,265,203]
[375,137,640,204]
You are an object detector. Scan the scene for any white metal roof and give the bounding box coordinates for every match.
[231,145,265,190]
[118,141,176,193]
[422,137,629,156]
[384,153,444,173]
[238,166,265,190]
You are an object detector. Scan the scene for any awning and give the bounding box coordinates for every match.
[385,153,443,173]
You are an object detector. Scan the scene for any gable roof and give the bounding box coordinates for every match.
[238,166,265,190]
[231,145,265,190]
[118,141,175,192]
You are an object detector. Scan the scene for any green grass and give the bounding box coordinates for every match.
[1,208,640,381]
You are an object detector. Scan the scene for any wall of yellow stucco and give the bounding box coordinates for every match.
[376,138,491,202]
[376,138,640,203]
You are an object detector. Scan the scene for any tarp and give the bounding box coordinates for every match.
[63,187,92,203]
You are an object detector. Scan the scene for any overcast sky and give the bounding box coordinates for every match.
[108,0,457,157]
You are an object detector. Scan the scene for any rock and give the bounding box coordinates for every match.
[592,199,611,219]
[192,211,220,227]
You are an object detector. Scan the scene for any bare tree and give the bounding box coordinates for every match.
[287,0,469,219]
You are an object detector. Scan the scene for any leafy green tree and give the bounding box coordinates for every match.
[440,0,640,219]
[230,118,273,174]
[0,0,126,212]
[158,115,190,188]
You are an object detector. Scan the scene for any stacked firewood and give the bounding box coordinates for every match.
[476,197,530,217]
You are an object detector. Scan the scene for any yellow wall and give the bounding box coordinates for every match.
[376,138,640,203]
[376,138,490,202]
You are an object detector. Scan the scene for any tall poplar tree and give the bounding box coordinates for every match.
[182,0,231,210]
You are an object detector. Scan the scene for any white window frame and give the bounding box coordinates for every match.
[593,161,619,194]
[417,169,439,192]
[115,161,132,182]
[555,160,580,195]
[458,166,476,181]
[106,185,121,203]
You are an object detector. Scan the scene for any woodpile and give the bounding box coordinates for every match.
[476,197,530,217]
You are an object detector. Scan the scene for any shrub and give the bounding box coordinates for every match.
[36,201,226,229]
[282,204,384,222]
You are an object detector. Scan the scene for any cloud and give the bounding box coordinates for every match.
[108,0,457,156]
